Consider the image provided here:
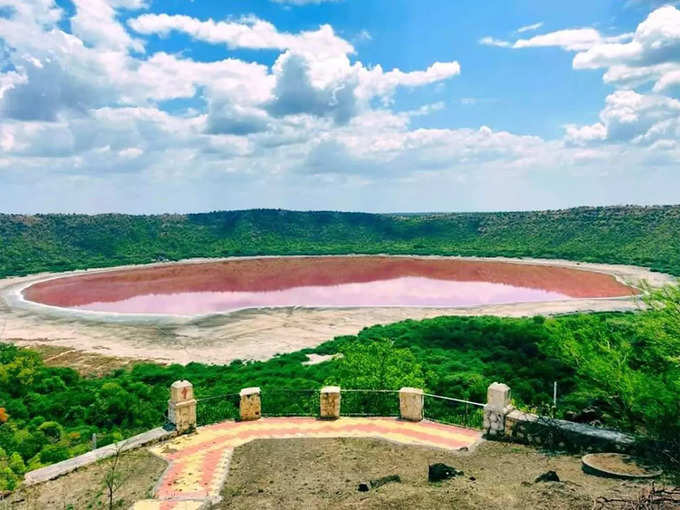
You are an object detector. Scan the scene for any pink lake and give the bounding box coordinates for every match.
[72,276,571,315]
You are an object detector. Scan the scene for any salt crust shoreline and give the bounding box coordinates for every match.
[0,255,675,365]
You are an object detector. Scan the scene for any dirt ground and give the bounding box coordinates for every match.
[24,343,155,377]
[0,450,166,510]
[219,438,671,510]
[0,256,675,366]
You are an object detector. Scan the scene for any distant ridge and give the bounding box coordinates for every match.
[1,204,679,277]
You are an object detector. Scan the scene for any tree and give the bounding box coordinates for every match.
[327,338,425,390]
[100,440,134,510]
[325,338,426,417]
[544,283,680,438]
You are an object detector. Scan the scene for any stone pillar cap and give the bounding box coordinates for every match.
[399,387,423,394]
[489,382,510,390]
[240,387,261,396]
[321,386,341,393]
[171,380,193,388]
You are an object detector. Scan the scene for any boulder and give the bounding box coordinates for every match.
[535,470,560,483]
[428,463,463,482]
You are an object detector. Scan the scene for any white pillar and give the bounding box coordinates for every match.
[168,380,197,433]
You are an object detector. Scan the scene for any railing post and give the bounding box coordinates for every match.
[483,382,513,437]
[399,387,424,421]
[168,380,197,433]
[320,386,341,419]
[240,387,261,421]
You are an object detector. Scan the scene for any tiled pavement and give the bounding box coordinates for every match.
[130,417,481,510]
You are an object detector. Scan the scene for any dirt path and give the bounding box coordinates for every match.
[0,256,675,366]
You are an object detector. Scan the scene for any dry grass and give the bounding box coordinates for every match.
[0,450,165,510]
[219,439,668,510]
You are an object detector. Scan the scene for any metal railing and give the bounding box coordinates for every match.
[340,389,400,417]
[261,389,320,417]
[423,393,484,429]
[192,388,485,429]
[196,393,240,426]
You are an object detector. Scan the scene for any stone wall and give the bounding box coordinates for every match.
[504,409,634,452]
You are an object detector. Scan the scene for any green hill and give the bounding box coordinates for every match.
[1,205,680,277]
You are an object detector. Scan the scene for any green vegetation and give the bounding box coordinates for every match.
[2,284,678,488]
[2,205,680,278]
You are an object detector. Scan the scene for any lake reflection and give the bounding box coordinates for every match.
[73,276,571,315]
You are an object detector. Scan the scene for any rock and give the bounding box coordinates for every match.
[428,463,462,482]
[535,471,560,483]
[370,474,401,489]
[357,482,370,492]
[573,407,600,423]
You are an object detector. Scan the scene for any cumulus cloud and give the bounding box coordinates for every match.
[567,91,680,146]
[0,59,110,121]
[128,14,354,59]
[573,5,680,91]
[267,53,358,123]
[482,5,680,154]
[70,0,145,52]
[1,0,679,213]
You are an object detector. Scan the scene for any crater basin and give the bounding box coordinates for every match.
[22,256,637,316]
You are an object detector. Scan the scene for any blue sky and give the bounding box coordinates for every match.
[1,0,679,213]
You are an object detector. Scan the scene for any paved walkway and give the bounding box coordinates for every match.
[131,417,481,510]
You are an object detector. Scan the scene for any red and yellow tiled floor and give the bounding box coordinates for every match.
[131,417,481,509]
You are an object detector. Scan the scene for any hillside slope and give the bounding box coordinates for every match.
[1,205,679,277]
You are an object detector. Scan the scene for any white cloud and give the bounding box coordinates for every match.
[481,5,680,155]
[1,1,680,213]
[479,36,512,48]
[514,28,605,51]
[128,14,354,59]
[516,22,544,34]
[481,28,633,52]
[565,90,680,146]
[128,13,461,121]
[572,6,680,91]
[70,0,145,52]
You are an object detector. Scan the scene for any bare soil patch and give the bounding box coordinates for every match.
[0,450,166,510]
[219,438,668,510]
[24,343,155,377]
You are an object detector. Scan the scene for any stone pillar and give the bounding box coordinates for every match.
[168,380,197,433]
[399,387,424,422]
[320,386,341,419]
[239,387,261,421]
[483,382,513,438]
